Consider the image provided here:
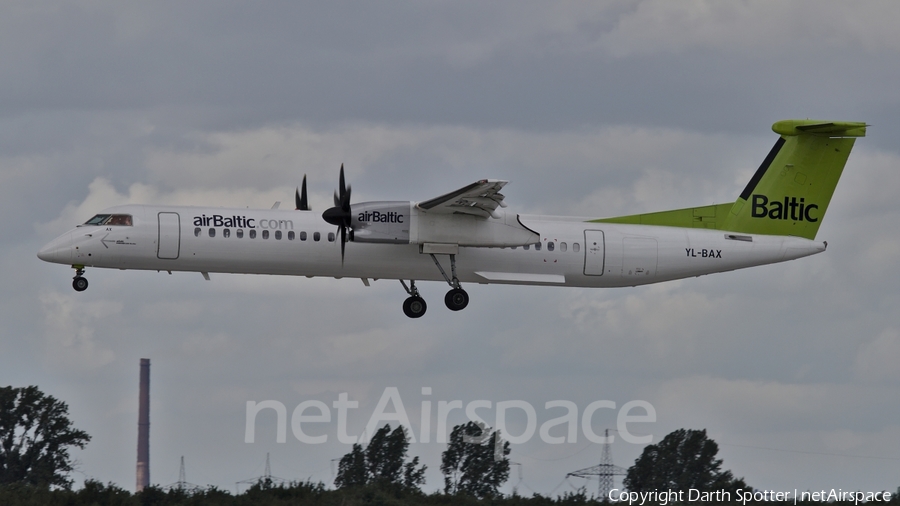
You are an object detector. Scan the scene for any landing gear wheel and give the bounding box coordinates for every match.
[403,296,427,318]
[72,277,89,292]
[444,288,469,311]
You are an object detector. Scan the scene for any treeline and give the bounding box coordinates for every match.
[3,480,900,506]
[3,386,899,505]
[0,480,609,506]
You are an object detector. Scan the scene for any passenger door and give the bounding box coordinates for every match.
[157,212,181,259]
[583,230,605,276]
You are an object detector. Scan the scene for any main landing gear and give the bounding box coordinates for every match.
[431,253,469,312]
[398,254,470,318]
[72,266,88,292]
[400,280,427,318]
[444,288,469,311]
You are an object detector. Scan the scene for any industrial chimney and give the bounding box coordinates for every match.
[136,358,150,492]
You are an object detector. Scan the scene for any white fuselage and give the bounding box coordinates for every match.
[38,204,826,288]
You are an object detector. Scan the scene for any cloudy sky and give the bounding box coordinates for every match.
[3,0,900,496]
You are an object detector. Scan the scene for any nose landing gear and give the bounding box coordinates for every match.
[72,266,88,292]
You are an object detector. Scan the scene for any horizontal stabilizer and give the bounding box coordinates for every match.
[772,120,867,137]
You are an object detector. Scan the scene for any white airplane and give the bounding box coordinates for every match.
[38,119,865,318]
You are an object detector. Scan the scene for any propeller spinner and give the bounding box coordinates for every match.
[322,164,352,263]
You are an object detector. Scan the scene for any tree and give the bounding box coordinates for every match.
[334,424,426,491]
[624,428,748,493]
[0,385,91,488]
[440,421,510,498]
[334,443,367,489]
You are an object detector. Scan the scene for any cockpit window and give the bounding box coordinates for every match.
[107,214,132,226]
[84,214,110,225]
[83,214,133,226]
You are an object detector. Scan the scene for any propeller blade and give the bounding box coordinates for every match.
[322,164,352,265]
[339,225,346,264]
[295,175,310,211]
[343,185,352,211]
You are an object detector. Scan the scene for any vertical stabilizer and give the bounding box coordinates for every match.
[722,120,866,239]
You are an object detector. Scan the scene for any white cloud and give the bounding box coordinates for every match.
[35,177,295,238]
[854,328,900,383]
[652,376,863,433]
[135,122,753,218]
[38,291,117,370]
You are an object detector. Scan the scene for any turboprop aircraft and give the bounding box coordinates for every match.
[38,119,865,318]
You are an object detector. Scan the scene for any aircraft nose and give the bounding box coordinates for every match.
[37,232,73,264]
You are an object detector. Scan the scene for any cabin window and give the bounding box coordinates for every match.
[223,229,231,238]
[314,232,321,242]
[328,232,335,242]
[262,230,269,240]
[573,242,580,252]
[560,242,567,252]
[275,230,282,240]
[237,229,244,238]
[534,242,541,251]
[523,244,530,250]
[288,231,295,240]
[194,227,201,237]
[208,228,216,238]
[547,241,555,252]
[300,231,307,241]
[249,229,257,239]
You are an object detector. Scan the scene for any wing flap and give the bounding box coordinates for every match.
[417,179,508,218]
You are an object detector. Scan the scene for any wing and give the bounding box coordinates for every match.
[416,179,508,218]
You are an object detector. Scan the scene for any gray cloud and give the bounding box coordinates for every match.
[3,0,899,496]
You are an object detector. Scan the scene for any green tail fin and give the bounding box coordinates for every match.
[721,120,865,239]
[588,120,865,237]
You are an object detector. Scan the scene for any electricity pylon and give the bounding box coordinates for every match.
[566,429,626,498]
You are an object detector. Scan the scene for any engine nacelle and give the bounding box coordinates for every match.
[350,201,412,244]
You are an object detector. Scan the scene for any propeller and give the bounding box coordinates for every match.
[295,175,310,211]
[322,164,352,263]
